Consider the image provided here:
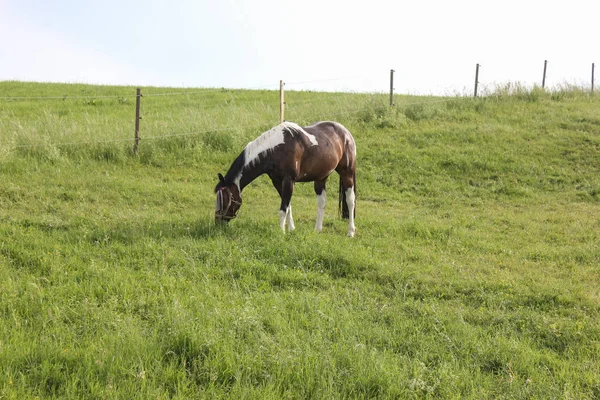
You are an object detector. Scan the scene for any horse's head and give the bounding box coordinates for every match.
[214,173,242,223]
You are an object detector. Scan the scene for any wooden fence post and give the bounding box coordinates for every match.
[542,60,548,89]
[279,80,285,123]
[134,88,141,154]
[389,69,395,106]
[474,63,480,98]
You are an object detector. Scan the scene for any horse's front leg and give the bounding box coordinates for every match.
[286,204,295,231]
[279,178,295,232]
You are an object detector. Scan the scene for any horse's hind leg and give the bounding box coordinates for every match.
[345,186,356,237]
[340,173,356,237]
[314,180,327,232]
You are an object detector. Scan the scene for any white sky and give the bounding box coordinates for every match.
[0,0,598,94]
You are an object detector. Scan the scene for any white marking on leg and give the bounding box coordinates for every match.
[287,205,295,231]
[315,190,326,232]
[279,209,287,232]
[345,187,356,237]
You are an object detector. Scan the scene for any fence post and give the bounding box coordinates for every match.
[279,80,285,123]
[592,63,595,93]
[134,88,141,154]
[474,63,480,98]
[542,60,548,89]
[389,69,395,106]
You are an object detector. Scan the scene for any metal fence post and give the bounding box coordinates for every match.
[474,64,480,97]
[542,60,548,89]
[279,80,285,123]
[134,88,142,154]
[389,69,395,106]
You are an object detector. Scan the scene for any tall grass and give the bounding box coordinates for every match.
[1,81,599,398]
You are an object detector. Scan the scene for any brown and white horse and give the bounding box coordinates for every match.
[214,121,357,237]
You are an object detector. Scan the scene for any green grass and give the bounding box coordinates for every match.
[1,81,599,399]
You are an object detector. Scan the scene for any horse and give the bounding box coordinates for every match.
[214,121,357,237]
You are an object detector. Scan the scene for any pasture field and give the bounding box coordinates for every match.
[0,81,599,399]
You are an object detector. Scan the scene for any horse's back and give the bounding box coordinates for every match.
[294,121,355,182]
[309,121,355,163]
[305,121,355,152]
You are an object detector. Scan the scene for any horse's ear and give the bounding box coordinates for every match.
[218,173,225,183]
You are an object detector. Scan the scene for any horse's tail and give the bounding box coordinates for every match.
[339,177,347,219]
[339,171,356,219]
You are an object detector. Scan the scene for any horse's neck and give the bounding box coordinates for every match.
[225,155,269,191]
[238,159,269,190]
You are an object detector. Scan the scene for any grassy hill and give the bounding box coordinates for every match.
[1,81,599,398]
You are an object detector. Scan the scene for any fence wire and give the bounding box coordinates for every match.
[9,71,585,150]
[0,81,287,102]
[0,74,378,101]
[5,96,462,149]
[1,94,135,101]
[9,127,255,148]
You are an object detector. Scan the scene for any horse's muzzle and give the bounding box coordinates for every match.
[215,186,241,224]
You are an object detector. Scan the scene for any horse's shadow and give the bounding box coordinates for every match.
[142,217,280,241]
[146,219,226,240]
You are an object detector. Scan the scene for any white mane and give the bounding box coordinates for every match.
[233,122,318,188]
[243,122,318,168]
[243,124,286,168]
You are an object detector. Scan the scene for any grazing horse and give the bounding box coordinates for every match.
[214,121,357,237]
